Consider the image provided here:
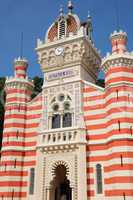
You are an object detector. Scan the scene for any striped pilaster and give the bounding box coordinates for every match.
[83,82,105,198]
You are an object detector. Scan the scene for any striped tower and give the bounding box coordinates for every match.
[83,30,133,200]
[0,58,34,199]
[102,30,133,199]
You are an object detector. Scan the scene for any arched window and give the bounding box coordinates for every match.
[52,114,61,129]
[50,94,72,129]
[63,113,72,128]
[64,102,70,111]
[59,20,66,39]
[96,164,103,194]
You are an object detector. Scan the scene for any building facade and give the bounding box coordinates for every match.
[0,1,133,200]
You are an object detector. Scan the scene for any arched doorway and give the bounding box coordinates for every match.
[50,165,72,200]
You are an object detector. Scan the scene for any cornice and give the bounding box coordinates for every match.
[102,52,133,72]
[5,77,34,90]
[82,80,105,92]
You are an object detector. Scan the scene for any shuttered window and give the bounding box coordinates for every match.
[52,114,61,129]
[96,164,103,194]
[59,20,66,39]
[29,168,35,195]
[63,113,72,128]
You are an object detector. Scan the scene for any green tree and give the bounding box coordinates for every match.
[96,79,105,88]
[31,76,43,99]
[0,77,6,149]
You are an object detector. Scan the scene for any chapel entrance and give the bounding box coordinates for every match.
[50,165,72,200]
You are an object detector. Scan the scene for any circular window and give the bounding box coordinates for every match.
[58,94,65,102]
[64,102,70,110]
[53,104,59,112]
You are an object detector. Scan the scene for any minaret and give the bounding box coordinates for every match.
[0,58,33,199]
[102,30,133,88]
[102,31,133,198]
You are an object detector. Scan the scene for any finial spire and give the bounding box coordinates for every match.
[68,0,74,14]
[114,0,120,31]
[20,32,23,59]
[87,11,93,41]
[87,11,91,21]
[59,5,64,17]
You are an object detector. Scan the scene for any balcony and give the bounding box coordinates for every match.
[37,127,86,150]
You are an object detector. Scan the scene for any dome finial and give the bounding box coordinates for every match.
[59,5,64,17]
[87,11,93,41]
[87,11,91,21]
[68,0,74,14]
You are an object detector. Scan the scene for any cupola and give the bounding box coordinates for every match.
[110,30,127,54]
[14,57,28,79]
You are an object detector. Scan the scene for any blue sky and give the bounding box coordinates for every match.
[0,0,132,79]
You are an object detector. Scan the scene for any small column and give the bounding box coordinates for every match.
[72,112,74,127]
[48,115,52,129]
[60,112,64,128]
[46,186,50,200]
[70,185,75,200]
[48,111,53,130]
